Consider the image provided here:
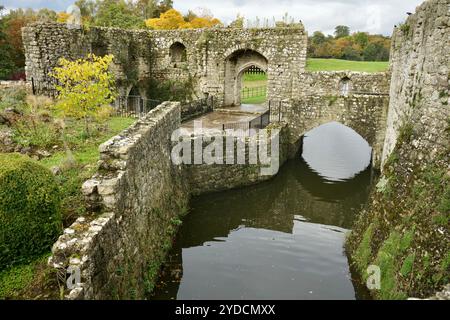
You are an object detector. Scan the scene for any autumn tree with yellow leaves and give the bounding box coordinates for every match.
[145,9,222,30]
[51,54,117,135]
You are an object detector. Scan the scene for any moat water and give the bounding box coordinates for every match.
[151,122,374,300]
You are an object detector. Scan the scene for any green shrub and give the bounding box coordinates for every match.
[0,153,62,270]
[0,88,27,112]
[12,117,60,149]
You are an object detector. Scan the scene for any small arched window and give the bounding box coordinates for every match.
[339,77,351,96]
[169,42,187,64]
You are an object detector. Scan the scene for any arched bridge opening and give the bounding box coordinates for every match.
[224,49,268,107]
[239,65,268,105]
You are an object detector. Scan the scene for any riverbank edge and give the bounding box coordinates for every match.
[346,0,449,300]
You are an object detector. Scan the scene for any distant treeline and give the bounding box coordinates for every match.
[0,0,222,80]
[308,26,391,62]
[0,1,391,81]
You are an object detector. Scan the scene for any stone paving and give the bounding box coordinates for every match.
[180,103,268,132]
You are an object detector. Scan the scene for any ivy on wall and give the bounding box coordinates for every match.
[144,74,197,102]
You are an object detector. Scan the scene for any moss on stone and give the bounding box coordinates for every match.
[373,229,414,300]
[348,107,449,298]
[397,122,414,144]
[400,253,415,277]
[353,222,376,277]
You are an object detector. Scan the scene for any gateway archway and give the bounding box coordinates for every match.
[224,49,268,106]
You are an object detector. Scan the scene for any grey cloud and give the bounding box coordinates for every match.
[2,0,73,11]
[175,0,424,35]
[2,0,425,35]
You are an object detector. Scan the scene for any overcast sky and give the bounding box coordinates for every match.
[2,0,425,35]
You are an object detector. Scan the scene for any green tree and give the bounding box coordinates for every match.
[342,46,362,61]
[158,0,173,14]
[229,14,244,28]
[311,31,326,45]
[95,0,144,29]
[36,8,57,21]
[135,0,159,19]
[75,0,97,18]
[3,9,38,75]
[0,6,15,79]
[334,25,350,38]
[363,42,390,61]
[354,32,369,48]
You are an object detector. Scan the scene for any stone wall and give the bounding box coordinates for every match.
[180,97,215,122]
[283,94,389,168]
[0,81,31,91]
[282,70,390,168]
[182,123,290,195]
[293,71,390,98]
[22,23,307,104]
[347,0,449,299]
[47,101,292,299]
[381,0,449,165]
[49,102,190,299]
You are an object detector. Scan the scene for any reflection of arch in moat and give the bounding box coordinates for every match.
[175,156,372,248]
[150,156,373,299]
[292,158,373,202]
[299,122,373,183]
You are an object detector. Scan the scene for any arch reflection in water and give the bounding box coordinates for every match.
[302,122,372,183]
[150,122,374,300]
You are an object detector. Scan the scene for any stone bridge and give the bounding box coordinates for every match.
[23,22,390,169]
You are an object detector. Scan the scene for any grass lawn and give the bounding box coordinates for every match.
[306,58,389,73]
[0,254,59,300]
[242,95,267,104]
[39,116,136,225]
[0,115,135,300]
[242,73,268,104]
[243,73,267,82]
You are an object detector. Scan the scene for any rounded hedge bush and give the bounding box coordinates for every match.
[0,153,62,270]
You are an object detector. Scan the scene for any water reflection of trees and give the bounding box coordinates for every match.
[150,157,372,299]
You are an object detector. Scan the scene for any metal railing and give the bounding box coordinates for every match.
[31,77,59,97]
[241,86,267,99]
[113,95,161,118]
[222,101,284,137]
[268,100,284,123]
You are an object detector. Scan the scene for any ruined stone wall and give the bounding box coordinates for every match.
[293,71,390,98]
[347,0,450,299]
[0,81,31,91]
[47,104,293,299]
[138,26,308,104]
[381,0,449,165]
[180,97,215,122]
[22,23,307,104]
[182,123,290,195]
[22,23,153,97]
[49,102,190,299]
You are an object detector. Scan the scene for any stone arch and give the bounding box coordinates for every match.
[128,85,139,95]
[298,120,373,150]
[127,85,141,113]
[224,49,269,106]
[339,76,351,96]
[169,42,187,66]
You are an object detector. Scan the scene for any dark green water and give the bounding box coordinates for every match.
[151,122,374,300]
